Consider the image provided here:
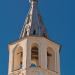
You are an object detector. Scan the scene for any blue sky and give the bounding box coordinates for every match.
[0,0,75,75]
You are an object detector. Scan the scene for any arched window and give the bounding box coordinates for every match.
[31,44,39,67]
[47,47,55,71]
[13,46,23,71]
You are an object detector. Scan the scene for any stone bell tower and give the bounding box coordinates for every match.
[8,0,61,75]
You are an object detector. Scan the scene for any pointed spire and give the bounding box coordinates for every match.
[20,0,48,39]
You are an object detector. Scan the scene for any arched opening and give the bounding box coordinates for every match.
[13,46,23,71]
[31,44,39,67]
[47,47,55,71]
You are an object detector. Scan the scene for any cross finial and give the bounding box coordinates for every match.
[29,0,38,3]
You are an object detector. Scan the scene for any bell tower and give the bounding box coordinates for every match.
[8,0,61,75]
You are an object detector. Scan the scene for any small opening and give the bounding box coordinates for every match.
[31,46,38,67]
[33,30,36,35]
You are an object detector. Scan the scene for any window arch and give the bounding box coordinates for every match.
[31,43,39,67]
[13,46,23,71]
[47,47,55,71]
